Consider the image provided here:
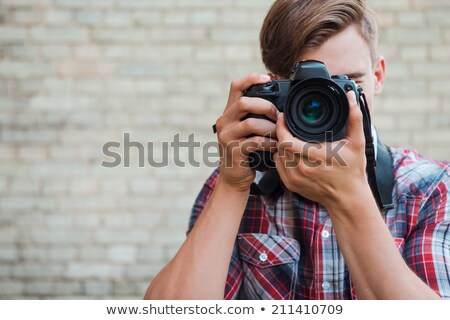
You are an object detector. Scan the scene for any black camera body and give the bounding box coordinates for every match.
[244,60,361,171]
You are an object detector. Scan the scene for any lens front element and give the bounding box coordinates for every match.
[300,97,327,124]
[285,78,349,142]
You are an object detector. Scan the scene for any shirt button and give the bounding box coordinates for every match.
[321,230,330,239]
[322,282,331,290]
[259,252,268,262]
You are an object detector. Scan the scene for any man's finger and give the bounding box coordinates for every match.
[227,73,271,106]
[345,91,365,147]
[276,113,322,160]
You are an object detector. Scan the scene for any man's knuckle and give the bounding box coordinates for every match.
[242,118,255,131]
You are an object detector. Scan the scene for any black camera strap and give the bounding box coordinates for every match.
[358,90,394,211]
[249,91,395,212]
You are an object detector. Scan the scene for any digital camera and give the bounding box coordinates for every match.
[244,60,361,171]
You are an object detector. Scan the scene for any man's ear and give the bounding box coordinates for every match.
[373,56,386,96]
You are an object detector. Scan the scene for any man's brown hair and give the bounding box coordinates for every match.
[260,0,378,78]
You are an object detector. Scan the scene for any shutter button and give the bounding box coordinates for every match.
[259,252,268,262]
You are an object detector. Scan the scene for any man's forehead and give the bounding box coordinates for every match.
[296,25,373,77]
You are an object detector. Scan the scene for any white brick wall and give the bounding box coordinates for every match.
[0,0,449,299]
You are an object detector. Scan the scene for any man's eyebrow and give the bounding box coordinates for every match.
[342,72,366,79]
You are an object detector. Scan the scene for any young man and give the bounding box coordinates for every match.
[145,0,449,299]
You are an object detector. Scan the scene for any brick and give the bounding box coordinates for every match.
[45,10,72,25]
[0,228,18,244]
[117,64,167,77]
[130,179,158,195]
[67,263,123,279]
[107,246,137,263]
[413,63,450,78]
[79,247,106,261]
[430,46,450,61]
[190,10,218,25]
[104,45,131,60]
[69,179,99,196]
[412,0,450,8]
[84,282,112,296]
[24,282,53,295]
[430,81,450,96]
[53,282,82,296]
[428,114,450,128]
[0,265,12,278]
[397,12,425,26]
[57,61,114,77]
[133,12,160,26]
[137,247,165,263]
[0,27,27,42]
[116,0,174,9]
[386,28,440,44]
[219,11,248,25]
[426,12,450,26]
[378,97,440,114]
[151,28,207,42]
[93,29,146,43]
[11,11,41,24]
[18,147,46,161]
[41,45,71,59]
[104,12,132,27]
[20,247,48,261]
[194,46,223,62]
[0,282,23,295]
[104,213,134,227]
[74,46,101,60]
[73,214,101,227]
[13,264,64,279]
[10,179,39,194]
[0,62,54,79]
[48,247,77,261]
[369,0,410,10]
[211,28,259,43]
[163,12,189,26]
[413,130,450,144]
[400,47,427,61]
[95,230,151,244]
[31,27,88,43]
[0,246,18,261]
[75,11,103,25]
[58,0,113,8]
[28,229,91,244]
[2,0,52,6]
[398,114,426,130]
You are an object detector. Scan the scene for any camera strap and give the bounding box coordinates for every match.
[358,91,395,211]
[250,91,395,212]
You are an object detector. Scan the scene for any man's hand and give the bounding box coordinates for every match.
[215,73,278,192]
[273,91,370,210]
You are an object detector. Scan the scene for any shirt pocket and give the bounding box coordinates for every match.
[237,233,300,300]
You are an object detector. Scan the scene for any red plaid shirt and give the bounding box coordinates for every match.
[188,147,450,299]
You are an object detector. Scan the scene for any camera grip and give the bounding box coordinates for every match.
[241,113,276,171]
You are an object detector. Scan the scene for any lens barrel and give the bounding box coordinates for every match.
[284,78,349,142]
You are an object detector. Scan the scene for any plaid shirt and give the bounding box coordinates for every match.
[188,147,450,299]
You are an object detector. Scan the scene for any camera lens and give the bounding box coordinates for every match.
[300,97,326,124]
[284,78,349,142]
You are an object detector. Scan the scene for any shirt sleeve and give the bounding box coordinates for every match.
[402,167,450,298]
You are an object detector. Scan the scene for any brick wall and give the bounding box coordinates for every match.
[0,0,449,298]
